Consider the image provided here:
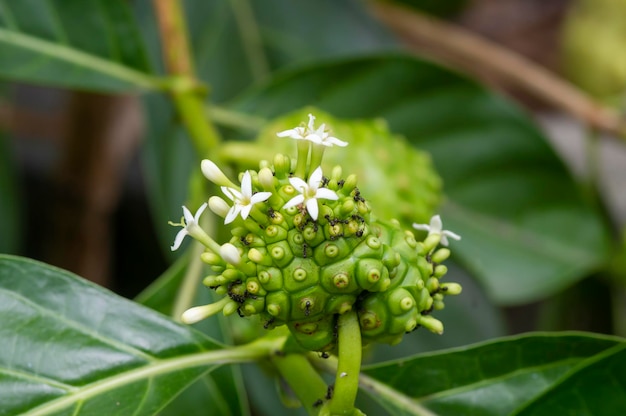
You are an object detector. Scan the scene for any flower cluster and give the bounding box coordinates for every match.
[171,113,461,351]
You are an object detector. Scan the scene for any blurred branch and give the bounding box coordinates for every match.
[371,1,626,139]
[152,0,221,156]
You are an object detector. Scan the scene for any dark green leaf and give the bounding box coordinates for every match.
[0,0,158,92]
[230,54,612,305]
[362,333,624,416]
[0,254,232,415]
[512,343,626,416]
[135,248,250,416]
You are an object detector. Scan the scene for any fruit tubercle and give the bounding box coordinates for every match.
[171,113,462,352]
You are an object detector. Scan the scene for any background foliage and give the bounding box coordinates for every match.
[1,0,625,415]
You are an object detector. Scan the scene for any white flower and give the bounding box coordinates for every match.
[277,113,348,147]
[221,171,272,224]
[170,203,207,251]
[283,166,338,220]
[413,215,461,246]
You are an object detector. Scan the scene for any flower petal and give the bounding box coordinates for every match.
[288,176,308,191]
[194,202,208,222]
[324,136,348,147]
[224,205,241,224]
[315,188,339,201]
[283,195,304,209]
[308,166,323,188]
[412,223,431,232]
[240,171,252,198]
[429,215,443,233]
[305,198,319,220]
[221,186,242,202]
[250,191,272,204]
[240,204,253,220]
[171,229,188,251]
[182,205,194,224]
[307,113,316,130]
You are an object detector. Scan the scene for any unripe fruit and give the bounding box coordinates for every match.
[182,111,461,352]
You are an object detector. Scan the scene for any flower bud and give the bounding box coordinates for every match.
[208,196,230,218]
[201,159,235,187]
[220,243,241,266]
[258,167,275,191]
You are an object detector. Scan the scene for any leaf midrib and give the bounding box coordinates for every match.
[0,27,163,90]
[22,340,279,416]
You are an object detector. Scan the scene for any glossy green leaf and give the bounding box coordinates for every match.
[512,343,626,415]
[0,0,159,91]
[0,131,20,254]
[230,54,611,305]
[135,248,250,416]
[361,333,624,416]
[0,254,256,415]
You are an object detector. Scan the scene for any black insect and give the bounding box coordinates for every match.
[264,317,275,329]
[353,187,365,203]
[227,280,246,303]
[240,236,250,246]
[351,214,365,223]
[313,399,323,408]
[302,243,309,258]
[337,179,345,188]
[355,229,364,238]
[319,352,330,359]
[267,207,276,219]
[304,300,312,316]
[321,176,330,187]
[326,384,335,400]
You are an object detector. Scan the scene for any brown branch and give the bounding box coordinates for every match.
[371,1,626,138]
[151,0,195,76]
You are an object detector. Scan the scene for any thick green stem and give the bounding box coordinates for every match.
[328,311,362,415]
[270,353,328,415]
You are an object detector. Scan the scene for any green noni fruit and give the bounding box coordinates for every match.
[173,112,461,352]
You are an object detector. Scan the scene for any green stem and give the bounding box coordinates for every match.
[309,144,326,174]
[311,354,436,416]
[270,353,328,415]
[328,311,361,415]
[207,104,266,131]
[295,139,310,178]
[171,241,206,321]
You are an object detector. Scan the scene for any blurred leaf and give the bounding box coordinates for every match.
[0,132,20,254]
[0,254,233,415]
[0,0,158,91]
[362,332,624,416]
[229,54,612,305]
[512,343,626,415]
